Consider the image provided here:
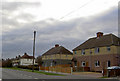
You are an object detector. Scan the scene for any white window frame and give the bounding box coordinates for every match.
[95,47,100,54]
[81,49,85,55]
[82,61,86,67]
[95,61,100,67]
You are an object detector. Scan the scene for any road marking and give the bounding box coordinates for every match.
[34,78,38,79]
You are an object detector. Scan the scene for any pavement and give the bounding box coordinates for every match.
[2,68,104,79]
[72,72,103,78]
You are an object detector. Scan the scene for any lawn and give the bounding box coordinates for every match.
[3,67,65,76]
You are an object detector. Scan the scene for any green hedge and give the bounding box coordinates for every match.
[18,65,39,70]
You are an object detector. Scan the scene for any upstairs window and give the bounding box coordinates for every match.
[81,49,85,55]
[95,47,100,53]
[95,61,100,67]
[74,51,77,54]
[107,46,111,51]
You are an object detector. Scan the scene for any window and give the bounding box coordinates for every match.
[95,61,100,67]
[74,61,77,67]
[74,51,77,54]
[107,46,111,51]
[50,62,52,67]
[95,47,100,53]
[81,49,85,55]
[90,50,92,54]
[82,61,86,67]
[107,61,111,67]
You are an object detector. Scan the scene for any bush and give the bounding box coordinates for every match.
[18,65,39,70]
[2,59,12,67]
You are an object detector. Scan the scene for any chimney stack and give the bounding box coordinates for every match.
[55,44,59,47]
[24,53,27,55]
[97,32,103,37]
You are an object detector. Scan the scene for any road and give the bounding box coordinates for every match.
[2,68,102,79]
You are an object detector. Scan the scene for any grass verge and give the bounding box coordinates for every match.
[3,67,65,76]
[100,76,109,78]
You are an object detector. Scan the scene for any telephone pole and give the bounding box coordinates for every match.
[32,31,36,72]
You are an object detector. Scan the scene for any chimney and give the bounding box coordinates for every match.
[55,44,59,47]
[18,55,21,58]
[24,53,27,55]
[97,32,103,37]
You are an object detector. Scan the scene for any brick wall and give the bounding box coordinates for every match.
[73,54,120,72]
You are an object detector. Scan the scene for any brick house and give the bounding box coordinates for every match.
[72,32,120,72]
[42,44,73,67]
[12,53,36,66]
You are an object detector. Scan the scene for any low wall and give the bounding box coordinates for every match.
[73,67,90,72]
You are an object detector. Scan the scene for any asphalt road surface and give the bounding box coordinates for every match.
[2,68,102,79]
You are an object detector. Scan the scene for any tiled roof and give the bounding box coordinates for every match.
[73,34,120,51]
[42,46,73,56]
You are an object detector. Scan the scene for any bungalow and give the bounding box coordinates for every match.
[72,32,120,72]
[12,53,36,66]
[42,44,73,67]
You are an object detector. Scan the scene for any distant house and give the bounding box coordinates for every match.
[42,44,73,67]
[12,55,21,66]
[12,53,36,66]
[72,32,120,72]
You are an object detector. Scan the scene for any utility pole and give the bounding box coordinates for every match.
[32,31,36,72]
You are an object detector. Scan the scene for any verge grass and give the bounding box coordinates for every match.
[3,67,65,76]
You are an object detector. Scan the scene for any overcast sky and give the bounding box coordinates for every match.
[1,0,119,59]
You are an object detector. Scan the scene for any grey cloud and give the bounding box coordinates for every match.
[2,6,118,59]
[2,2,41,11]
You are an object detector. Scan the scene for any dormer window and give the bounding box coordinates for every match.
[95,47,100,53]
[81,49,85,55]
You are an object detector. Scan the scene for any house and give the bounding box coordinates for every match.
[12,53,36,66]
[42,44,73,67]
[72,32,120,72]
[12,55,21,66]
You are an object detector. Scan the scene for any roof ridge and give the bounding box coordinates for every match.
[42,45,73,56]
[73,33,120,51]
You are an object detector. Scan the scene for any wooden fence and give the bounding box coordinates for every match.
[39,64,72,74]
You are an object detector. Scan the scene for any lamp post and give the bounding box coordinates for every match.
[32,31,36,72]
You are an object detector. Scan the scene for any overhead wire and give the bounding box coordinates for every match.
[59,0,94,20]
